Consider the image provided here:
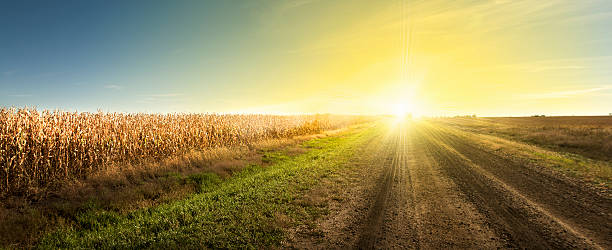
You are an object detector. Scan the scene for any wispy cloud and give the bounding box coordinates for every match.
[527,65,585,73]
[279,0,317,12]
[104,84,123,90]
[8,94,32,97]
[140,93,183,98]
[170,48,184,55]
[2,70,15,76]
[479,56,612,73]
[521,85,612,99]
[136,93,183,104]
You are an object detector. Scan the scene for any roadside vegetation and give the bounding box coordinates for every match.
[424,119,612,187]
[1,121,378,248]
[37,123,377,248]
[431,116,612,162]
[0,108,370,197]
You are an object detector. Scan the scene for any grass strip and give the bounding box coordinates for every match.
[38,123,379,249]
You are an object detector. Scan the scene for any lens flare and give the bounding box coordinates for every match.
[391,101,414,121]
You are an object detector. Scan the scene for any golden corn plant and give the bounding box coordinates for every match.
[0,108,370,196]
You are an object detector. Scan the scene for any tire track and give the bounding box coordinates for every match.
[354,126,395,247]
[356,123,417,248]
[356,123,503,249]
[299,121,609,249]
[407,125,503,249]
[417,123,604,249]
[421,123,612,247]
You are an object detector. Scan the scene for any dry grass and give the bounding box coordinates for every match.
[431,116,612,161]
[0,107,370,247]
[0,129,330,248]
[0,108,369,197]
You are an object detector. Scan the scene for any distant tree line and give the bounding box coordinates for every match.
[453,114,477,118]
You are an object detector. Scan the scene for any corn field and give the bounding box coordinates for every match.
[0,108,369,196]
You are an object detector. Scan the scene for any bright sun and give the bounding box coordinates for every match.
[392,102,413,118]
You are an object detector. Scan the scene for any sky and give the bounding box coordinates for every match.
[1,0,612,116]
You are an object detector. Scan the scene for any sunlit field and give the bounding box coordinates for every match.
[431,116,612,161]
[2,0,612,249]
[0,108,368,197]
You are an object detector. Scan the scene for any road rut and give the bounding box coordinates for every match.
[288,121,611,249]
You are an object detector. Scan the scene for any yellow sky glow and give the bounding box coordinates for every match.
[210,0,612,117]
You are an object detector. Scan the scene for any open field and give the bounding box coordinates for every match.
[0,108,368,197]
[1,120,376,248]
[431,116,612,162]
[1,117,611,248]
[4,1,612,249]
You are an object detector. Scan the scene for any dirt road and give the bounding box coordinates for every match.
[296,121,612,249]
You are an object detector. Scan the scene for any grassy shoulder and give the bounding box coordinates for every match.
[423,121,611,188]
[38,123,380,248]
[429,117,612,162]
[1,134,317,248]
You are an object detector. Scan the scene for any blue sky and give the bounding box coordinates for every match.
[2,0,612,116]
[1,1,256,112]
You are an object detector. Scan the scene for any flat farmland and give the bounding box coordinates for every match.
[433,116,612,162]
[5,1,612,249]
[2,117,610,249]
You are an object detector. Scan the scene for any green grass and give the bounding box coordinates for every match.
[186,172,223,193]
[38,123,378,249]
[430,120,612,187]
[531,151,612,187]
